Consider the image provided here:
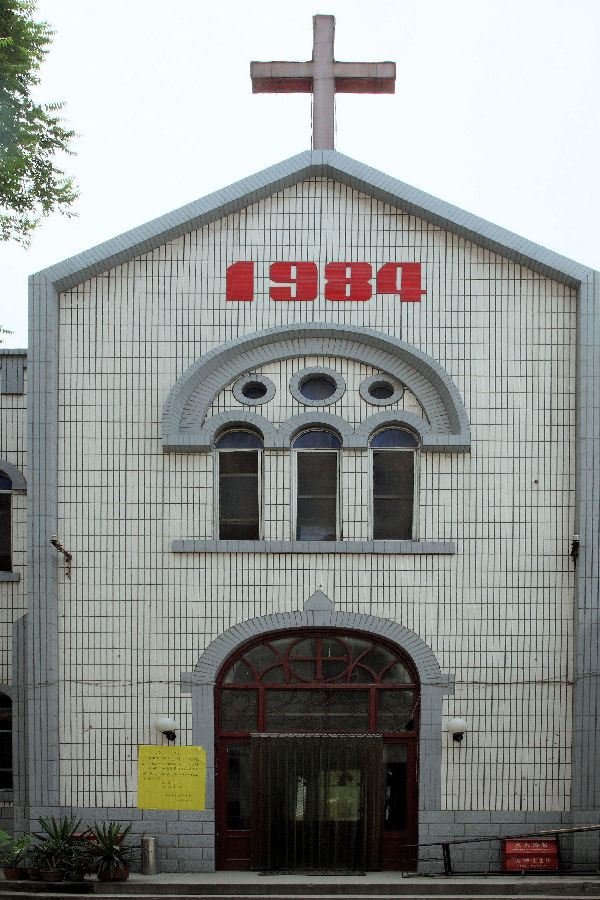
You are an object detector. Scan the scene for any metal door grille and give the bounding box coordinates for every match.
[250,733,383,871]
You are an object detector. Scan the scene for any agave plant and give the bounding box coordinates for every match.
[34,815,83,872]
[87,822,135,880]
[0,829,31,866]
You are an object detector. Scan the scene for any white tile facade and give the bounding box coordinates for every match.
[0,364,27,687]
[53,177,575,812]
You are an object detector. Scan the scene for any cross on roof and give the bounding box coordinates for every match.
[251,14,396,151]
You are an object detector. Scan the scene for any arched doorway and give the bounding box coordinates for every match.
[215,628,419,871]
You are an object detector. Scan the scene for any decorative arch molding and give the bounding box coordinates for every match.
[183,601,451,689]
[187,410,279,450]
[181,592,454,813]
[0,460,26,492]
[162,324,471,453]
[278,412,354,447]
[352,410,432,448]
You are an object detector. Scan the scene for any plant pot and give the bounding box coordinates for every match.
[40,868,63,882]
[2,867,21,880]
[97,863,129,882]
[68,870,85,881]
[27,867,41,880]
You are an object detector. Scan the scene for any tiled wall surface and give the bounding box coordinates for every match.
[0,359,27,686]
[57,178,575,812]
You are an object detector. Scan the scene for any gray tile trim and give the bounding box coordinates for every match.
[34,151,590,291]
[572,270,600,811]
[162,323,471,453]
[0,572,20,582]
[277,411,354,446]
[172,539,455,555]
[0,354,26,395]
[0,460,27,492]
[26,272,60,807]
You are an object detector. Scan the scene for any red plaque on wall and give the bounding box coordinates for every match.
[501,839,558,871]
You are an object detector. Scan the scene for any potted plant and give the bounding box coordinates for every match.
[0,829,31,880]
[87,822,135,882]
[34,814,82,882]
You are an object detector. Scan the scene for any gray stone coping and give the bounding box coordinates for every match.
[0,572,20,582]
[172,539,455,555]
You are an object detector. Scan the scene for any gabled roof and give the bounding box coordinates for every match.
[35,150,592,292]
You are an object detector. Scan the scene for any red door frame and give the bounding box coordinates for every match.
[214,629,419,870]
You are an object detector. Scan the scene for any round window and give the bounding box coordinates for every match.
[289,368,346,406]
[242,381,267,400]
[232,375,276,406]
[359,375,404,406]
[368,381,395,400]
[300,376,336,402]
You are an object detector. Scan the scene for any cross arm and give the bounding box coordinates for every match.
[333,61,396,93]
[251,61,314,93]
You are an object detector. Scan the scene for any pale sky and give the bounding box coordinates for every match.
[1,0,598,348]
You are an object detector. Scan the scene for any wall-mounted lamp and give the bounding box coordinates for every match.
[447,717,468,743]
[571,534,580,563]
[50,535,73,579]
[154,717,177,743]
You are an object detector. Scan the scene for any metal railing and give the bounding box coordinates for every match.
[403,824,600,876]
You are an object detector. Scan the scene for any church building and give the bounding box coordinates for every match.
[0,15,599,873]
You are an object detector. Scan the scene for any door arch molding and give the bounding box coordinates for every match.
[181,594,454,831]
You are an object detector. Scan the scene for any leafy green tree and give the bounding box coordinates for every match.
[0,0,77,244]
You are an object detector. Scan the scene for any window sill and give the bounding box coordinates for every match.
[0,572,19,582]
[172,540,455,555]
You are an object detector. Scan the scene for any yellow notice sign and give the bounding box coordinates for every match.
[137,746,206,810]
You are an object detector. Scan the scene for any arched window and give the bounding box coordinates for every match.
[293,430,341,541]
[370,428,418,540]
[0,474,12,572]
[0,694,12,790]
[216,429,263,540]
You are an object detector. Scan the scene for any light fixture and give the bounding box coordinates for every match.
[50,535,73,579]
[154,717,177,742]
[447,717,468,743]
[571,534,580,563]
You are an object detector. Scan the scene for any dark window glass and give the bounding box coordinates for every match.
[378,690,415,732]
[216,430,263,449]
[0,694,12,790]
[296,452,337,540]
[226,744,251,829]
[242,382,267,400]
[220,689,258,731]
[299,376,336,401]
[371,428,418,449]
[0,476,11,491]
[372,451,414,540]
[384,743,408,830]
[293,430,341,449]
[219,450,259,540]
[266,689,369,732]
[369,381,395,400]
[0,494,11,572]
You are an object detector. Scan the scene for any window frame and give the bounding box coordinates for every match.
[369,430,419,541]
[292,431,342,542]
[214,431,264,541]
[0,484,12,573]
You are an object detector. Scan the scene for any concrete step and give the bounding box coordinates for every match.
[3,879,600,899]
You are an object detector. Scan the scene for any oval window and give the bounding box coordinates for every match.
[299,376,337,402]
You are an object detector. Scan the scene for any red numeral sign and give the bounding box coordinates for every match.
[270,262,318,301]
[226,261,424,302]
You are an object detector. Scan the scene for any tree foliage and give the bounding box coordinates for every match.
[0,0,77,244]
